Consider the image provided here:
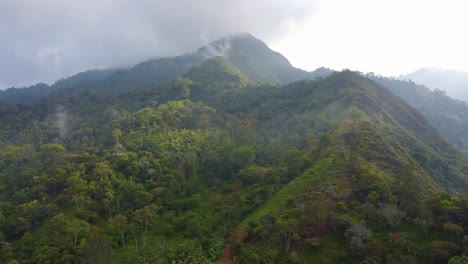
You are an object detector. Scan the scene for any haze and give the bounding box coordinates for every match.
[1,0,468,89]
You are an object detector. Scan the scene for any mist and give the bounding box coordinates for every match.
[404,68,468,103]
[55,106,69,139]
[0,0,315,89]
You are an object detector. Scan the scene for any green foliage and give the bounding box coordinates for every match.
[449,255,468,264]
[370,74,468,155]
[0,67,467,264]
[428,240,459,262]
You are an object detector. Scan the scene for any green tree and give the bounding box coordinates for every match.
[66,172,87,211]
[448,255,468,264]
[276,208,303,252]
[428,240,459,263]
[92,162,114,189]
[174,76,192,98]
[133,203,158,247]
[112,128,122,145]
[109,214,128,248]
[40,143,66,164]
[443,222,464,239]
[66,219,90,248]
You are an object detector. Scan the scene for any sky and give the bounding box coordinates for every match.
[1,0,468,89]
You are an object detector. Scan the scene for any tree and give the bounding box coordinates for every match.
[276,208,303,252]
[174,77,192,98]
[443,222,464,239]
[112,128,123,150]
[109,214,128,248]
[448,255,468,264]
[66,219,90,248]
[345,223,372,249]
[16,200,43,233]
[103,191,114,218]
[111,128,122,144]
[92,162,114,188]
[379,203,405,228]
[40,143,66,164]
[133,204,158,247]
[47,214,70,247]
[67,173,87,211]
[428,240,459,263]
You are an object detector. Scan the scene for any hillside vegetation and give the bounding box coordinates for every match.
[369,74,468,155]
[0,56,467,263]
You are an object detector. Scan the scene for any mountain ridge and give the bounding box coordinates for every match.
[369,73,468,154]
[401,67,468,102]
[0,34,332,104]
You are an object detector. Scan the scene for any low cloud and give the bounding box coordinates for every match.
[0,0,315,88]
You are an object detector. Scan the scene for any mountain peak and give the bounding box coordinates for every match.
[193,33,323,83]
[196,32,270,60]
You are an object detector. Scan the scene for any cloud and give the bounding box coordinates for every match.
[0,0,315,88]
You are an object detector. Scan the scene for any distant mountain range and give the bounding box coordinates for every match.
[401,67,468,103]
[368,73,468,155]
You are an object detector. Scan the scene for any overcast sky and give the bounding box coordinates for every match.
[1,0,468,89]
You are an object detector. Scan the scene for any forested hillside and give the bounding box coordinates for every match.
[0,56,467,263]
[369,74,468,155]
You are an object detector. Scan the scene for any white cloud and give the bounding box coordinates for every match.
[0,0,315,88]
[270,0,468,75]
[2,0,467,88]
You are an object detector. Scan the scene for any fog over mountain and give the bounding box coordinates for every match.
[4,1,468,91]
[0,0,314,89]
[402,67,468,103]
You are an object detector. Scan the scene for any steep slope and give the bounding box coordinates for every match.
[369,74,468,154]
[223,71,468,263]
[221,71,468,195]
[403,67,468,102]
[197,33,327,83]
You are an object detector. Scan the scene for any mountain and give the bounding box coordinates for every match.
[197,33,329,83]
[0,37,467,263]
[368,73,468,154]
[0,34,331,104]
[402,67,468,102]
[0,69,116,104]
[0,57,467,263]
[86,33,332,92]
